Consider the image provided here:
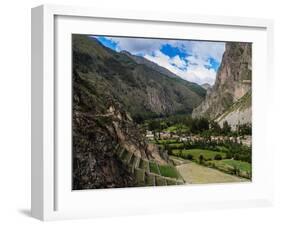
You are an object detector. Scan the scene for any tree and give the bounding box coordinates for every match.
[214,154,222,160]
[179,150,183,157]
[198,118,209,132]
[187,154,193,160]
[190,117,209,134]
[233,165,240,176]
[148,120,161,131]
[222,121,231,135]
[234,153,240,160]
[237,123,252,135]
[148,120,161,139]
[210,120,221,134]
[190,118,199,134]
[199,155,204,164]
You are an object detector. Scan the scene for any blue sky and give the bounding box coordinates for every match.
[90,35,225,85]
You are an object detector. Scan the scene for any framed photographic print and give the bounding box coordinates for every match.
[31,4,274,221]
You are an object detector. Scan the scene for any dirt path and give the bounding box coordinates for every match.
[176,161,248,184]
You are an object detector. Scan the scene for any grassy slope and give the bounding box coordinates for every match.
[209,159,251,172]
[176,162,247,184]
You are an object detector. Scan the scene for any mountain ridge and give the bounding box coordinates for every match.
[201,83,211,90]
[74,35,206,122]
[120,50,179,79]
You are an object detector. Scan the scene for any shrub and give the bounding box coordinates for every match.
[234,153,240,160]
[214,154,222,160]
[233,165,240,176]
[199,154,204,164]
[186,154,193,160]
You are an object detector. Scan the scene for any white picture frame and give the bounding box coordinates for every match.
[31,4,274,221]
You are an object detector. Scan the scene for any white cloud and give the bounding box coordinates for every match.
[185,55,210,67]
[144,50,217,85]
[144,51,186,74]
[179,65,217,85]
[99,36,225,85]
[170,55,187,69]
[176,41,225,63]
[108,37,166,55]
[102,37,225,62]
[107,37,182,55]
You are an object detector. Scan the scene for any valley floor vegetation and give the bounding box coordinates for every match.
[141,115,252,181]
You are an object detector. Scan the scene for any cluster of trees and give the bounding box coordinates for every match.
[161,138,251,163]
[225,141,252,163]
[173,152,222,164]
[236,123,251,135]
[145,114,251,136]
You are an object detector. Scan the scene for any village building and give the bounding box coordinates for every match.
[145,130,154,140]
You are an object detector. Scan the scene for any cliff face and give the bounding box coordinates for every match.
[192,42,252,128]
[72,71,167,189]
[216,91,251,129]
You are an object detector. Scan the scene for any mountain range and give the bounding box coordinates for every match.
[73,35,206,123]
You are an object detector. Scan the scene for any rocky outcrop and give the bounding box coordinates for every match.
[216,91,251,130]
[192,42,252,128]
[72,72,168,189]
[201,83,211,90]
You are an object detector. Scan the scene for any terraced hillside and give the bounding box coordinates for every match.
[115,145,184,186]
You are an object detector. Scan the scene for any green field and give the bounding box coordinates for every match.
[158,164,180,179]
[164,124,190,133]
[172,149,226,161]
[153,139,184,150]
[209,159,251,173]
[149,162,160,174]
[215,146,229,152]
[155,139,178,144]
[168,143,185,149]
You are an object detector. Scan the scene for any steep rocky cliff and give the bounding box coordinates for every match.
[72,71,167,189]
[192,42,252,128]
[216,91,251,129]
